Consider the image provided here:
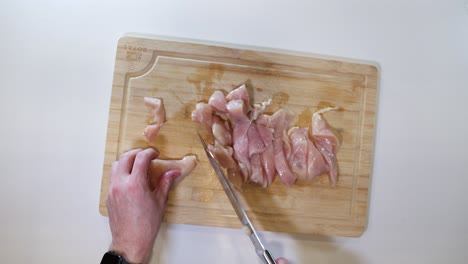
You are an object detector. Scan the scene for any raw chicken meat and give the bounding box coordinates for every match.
[191,103,213,127]
[143,97,166,142]
[212,115,232,146]
[143,124,162,143]
[148,155,198,189]
[226,84,250,107]
[192,84,342,188]
[144,97,165,124]
[208,142,237,169]
[312,107,340,186]
[307,138,329,180]
[140,96,198,189]
[208,90,228,113]
[226,99,252,180]
[270,109,297,186]
[288,127,309,180]
[288,127,329,181]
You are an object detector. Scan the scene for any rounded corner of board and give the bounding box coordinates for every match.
[99,205,108,217]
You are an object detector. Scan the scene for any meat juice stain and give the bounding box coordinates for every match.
[297,108,312,127]
[268,92,290,112]
[273,92,289,105]
[186,63,225,98]
[316,101,344,112]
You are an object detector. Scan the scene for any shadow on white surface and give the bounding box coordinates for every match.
[150,223,365,264]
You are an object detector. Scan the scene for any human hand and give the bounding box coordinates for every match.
[106,148,181,264]
[276,257,290,264]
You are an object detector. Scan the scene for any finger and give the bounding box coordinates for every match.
[131,148,159,185]
[155,169,181,203]
[276,258,290,264]
[117,149,142,174]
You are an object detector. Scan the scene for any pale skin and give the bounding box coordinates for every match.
[106,148,289,264]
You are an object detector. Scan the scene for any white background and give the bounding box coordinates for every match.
[1,0,467,263]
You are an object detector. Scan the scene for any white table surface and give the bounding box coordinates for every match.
[1,1,467,263]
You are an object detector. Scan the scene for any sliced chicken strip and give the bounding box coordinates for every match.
[270,109,297,186]
[307,138,329,180]
[312,107,340,186]
[226,100,251,180]
[256,114,276,186]
[247,124,266,156]
[250,153,265,186]
[212,115,232,146]
[260,143,275,186]
[288,127,309,180]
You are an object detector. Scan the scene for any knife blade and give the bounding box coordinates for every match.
[197,132,276,264]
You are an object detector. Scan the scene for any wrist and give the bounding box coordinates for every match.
[110,242,151,264]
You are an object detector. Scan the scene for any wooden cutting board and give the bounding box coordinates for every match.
[99,36,378,237]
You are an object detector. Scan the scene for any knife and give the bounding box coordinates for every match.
[197,132,277,264]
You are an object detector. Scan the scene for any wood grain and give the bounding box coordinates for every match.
[99,36,378,237]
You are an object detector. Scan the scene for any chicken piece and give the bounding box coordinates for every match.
[143,97,166,142]
[255,124,273,148]
[226,84,251,111]
[143,124,162,143]
[226,100,251,180]
[208,90,228,114]
[270,109,297,186]
[312,107,340,186]
[249,154,265,187]
[208,142,237,169]
[288,127,309,180]
[247,124,267,156]
[307,138,329,180]
[191,102,213,127]
[148,155,198,189]
[144,97,165,124]
[256,114,276,186]
[212,115,232,146]
[260,143,275,186]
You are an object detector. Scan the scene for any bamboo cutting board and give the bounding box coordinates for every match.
[99,36,378,237]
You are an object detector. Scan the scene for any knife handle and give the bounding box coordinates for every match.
[263,250,277,264]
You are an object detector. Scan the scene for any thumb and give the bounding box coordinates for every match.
[155,169,181,203]
[276,258,290,264]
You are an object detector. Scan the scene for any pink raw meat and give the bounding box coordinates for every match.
[226,100,251,180]
[191,103,213,127]
[143,97,166,142]
[288,127,309,180]
[148,155,198,189]
[312,107,340,186]
[270,109,296,186]
[212,115,232,146]
[208,90,228,113]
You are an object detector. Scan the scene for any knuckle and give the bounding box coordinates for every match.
[127,180,139,193]
[109,184,120,197]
